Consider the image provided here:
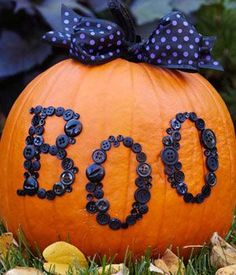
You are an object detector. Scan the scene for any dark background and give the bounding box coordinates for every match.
[0,0,235,134]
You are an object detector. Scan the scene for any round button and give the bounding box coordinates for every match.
[117,135,124,142]
[96,212,110,225]
[33,136,44,147]
[174,171,185,183]
[86,182,96,193]
[34,105,42,114]
[37,188,46,199]
[46,190,56,200]
[49,145,58,155]
[96,199,110,212]
[171,119,181,130]
[32,160,41,171]
[64,119,82,137]
[202,184,211,197]
[134,188,151,204]
[94,189,104,199]
[195,193,205,203]
[138,204,148,214]
[23,177,38,195]
[108,136,115,142]
[175,161,182,170]
[55,107,65,117]
[61,158,74,170]
[176,182,188,195]
[63,109,74,121]
[113,140,120,147]
[123,137,133,148]
[205,172,217,186]
[53,182,65,196]
[136,152,147,163]
[132,143,142,153]
[46,106,55,116]
[126,215,136,225]
[172,131,181,141]
[23,145,35,160]
[183,192,194,203]
[100,140,111,151]
[86,201,97,214]
[161,147,179,165]
[109,218,121,230]
[40,143,50,153]
[31,115,40,126]
[56,135,69,149]
[35,126,44,135]
[92,149,107,164]
[201,129,216,149]
[25,135,34,145]
[86,163,105,183]
[195,118,205,130]
[39,119,45,126]
[28,126,35,136]
[135,177,149,188]
[137,163,152,177]
[60,171,75,186]
[24,160,32,170]
[176,113,186,123]
[162,136,173,146]
[164,165,175,176]
[206,156,218,172]
[57,149,67,160]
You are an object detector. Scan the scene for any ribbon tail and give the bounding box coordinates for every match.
[42,31,70,47]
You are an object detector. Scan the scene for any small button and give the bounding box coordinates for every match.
[63,109,74,121]
[87,193,94,201]
[96,199,110,212]
[24,160,32,170]
[32,160,41,171]
[23,145,35,160]
[40,143,50,153]
[202,184,211,197]
[195,118,205,130]
[108,135,115,142]
[162,136,173,146]
[28,126,35,136]
[113,140,120,147]
[123,137,133,148]
[23,177,38,195]
[176,182,188,195]
[31,115,40,126]
[64,119,82,137]
[92,149,107,164]
[35,126,44,135]
[132,143,142,153]
[72,167,79,174]
[136,152,147,163]
[56,135,69,149]
[172,131,181,141]
[205,172,217,186]
[109,218,121,230]
[189,112,198,122]
[57,149,67,160]
[37,188,46,199]
[171,119,181,130]
[96,212,110,225]
[206,156,218,172]
[86,201,97,214]
[126,215,136,225]
[17,189,25,196]
[201,129,216,149]
[183,192,194,203]
[94,189,104,199]
[33,135,44,147]
[175,161,182,170]
[46,106,55,116]
[135,177,149,188]
[121,222,129,229]
[137,163,152,177]
[53,182,65,196]
[46,190,56,200]
[134,188,151,204]
[55,107,65,117]
[138,204,148,214]
[174,171,185,183]
[60,171,75,185]
[101,140,111,151]
[69,137,76,144]
[73,113,80,119]
[164,165,175,176]
[86,163,105,182]
[176,113,186,123]
[39,119,45,126]
[173,142,180,151]
[166,128,173,135]
[34,105,42,114]
[65,186,72,193]
[195,193,205,203]
[117,135,124,142]
[25,135,34,145]
[86,182,96,193]
[49,145,58,155]
[61,158,74,170]
[161,147,179,165]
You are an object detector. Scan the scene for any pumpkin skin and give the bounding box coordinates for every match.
[0,58,235,261]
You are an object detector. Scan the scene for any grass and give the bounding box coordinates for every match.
[0,216,235,275]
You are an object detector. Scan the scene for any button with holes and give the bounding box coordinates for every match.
[205,172,217,186]
[123,137,133,148]
[109,218,121,230]
[206,156,218,172]
[57,149,67,160]
[96,199,110,212]
[63,109,74,121]
[171,119,181,130]
[40,143,50,153]
[132,143,142,153]
[86,201,97,214]
[61,158,74,170]
[136,152,147,163]
[56,134,69,149]
[92,149,107,164]
[100,140,111,151]
[86,163,105,183]
[134,188,151,204]
[201,129,216,149]
[161,147,179,165]
[137,163,152,177]
[23,177,38,195]
[64,119,82,137]
[86,182,96,193]
[53,182,65,196]
[55,107,65,117]
[33,136,44,147]
[176,182,188,195]
[23,145,35,160]
[60,170,75,186]
[96,212,110,225]
[46,106,55,116]
[49,145,58,155]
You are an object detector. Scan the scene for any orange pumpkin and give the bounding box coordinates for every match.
[0,58,235,261]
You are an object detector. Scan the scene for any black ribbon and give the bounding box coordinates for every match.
[42,3,223,72]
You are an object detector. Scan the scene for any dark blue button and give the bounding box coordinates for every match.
[109,218,121,230]
[24,160,32,170]
[171,119,181,130]
[49,145,58,155]
[174,171,185,183]
[134,188,151,204]
[162,136,173,146]
[23,145,35,160]
[113,140,120,147]
[136,152,147,163]
[189,112,198,121]
[161,147,179,165]
[86,201,97,213]
[86,163,105,183]
[137,163,152,177]
[117,135,124,142]
[63,109,74,121]
[108,136,115,142]
[172,131,181,141]
[57,149,67,160]
[46,106,55,116]
[96,212,110,225]
[25,136,34,145]
[32,160,41,171]
[40,143,50,153]
[183,192,194,203]
[126,215,136,225]
[31,115,40,126]
[96,199,110,212]
[55,107,65,117]
[132,143,142,153]
[202,184,211,197]
[46,190,56,200]
[101,140,111,151]
[195,118,205,130]
[123,137,133,148]
[164,165,175,176]
[195,193,205,203]
[33,136,44,147]
[56,135,69,149]
[61,158,74,170]
[24,177,38,195]
[28,126,35,136]
[53,182,65,196]
[175,161,182,170]
[138,204,148,214]
[201,129,216,149]
[176,113,186,123]
[37,188,46,199]
[92,149,107,164]
[86,182,96,193]
[205,172,217,186]
[176,182,188,195]
[35,126,44,135]
[34,105,42,114]
[94,189,104,199]
[64,119,82,137]
[206,156,218,172]
[60,171,75,186]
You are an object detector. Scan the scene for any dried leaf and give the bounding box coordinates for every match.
[0,232,17,257]
[153,259,170,274]
[215,264,236,275]
[97,263,129,274]
[161,249,185,275]
[6,267,43,274]
[149,262,166,274]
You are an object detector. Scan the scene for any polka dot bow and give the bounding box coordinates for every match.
[42,4,223,72]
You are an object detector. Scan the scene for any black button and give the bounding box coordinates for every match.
[176,182,188,195]
[34,105,42,114]
[205,172,217,186]
[162,136,173,146]
[23,177,38,195]
[86,163,105,183]
[23,145,35,160]
[166,128,173,135]
[195,193,205,203]
[189,112,198,122]
[109,218,121,230]
[101,140,111,151]
[33,136,44,147]
[136,152,147,163]
[176,113,186,123]
[57,149,67,160]
[40,143,50,153]
[46,106,55,116]
[202,184,211,197]
[24,160,32,170]
[161,148,179,165]
[138,204,148,214]
[173,142,180,151]
[60,171,75,185]
[86,182,96,193]
[96,212,110,225]
[195,118,205,130]
[174,171,185,183]
[86,201,97,214]
[134,188,151,204]
[121,222,129,229]
[132,143,142,153]
[94,189,104,199]
[64,119,82,137]
[184,192,194,203]
[126,215,136,225]
[32,160,41,171]
[37,188,46,199]
[31,115,40,126]
[204,150,211,157]
[117,135,124,142]
[69,137,76,145]
[17,189,26,196]
[53,182,65,196]
[49,145,58,155]
[113,140,120,147]
[206,156,218,172]
[175,162,182,170]
[137,163,152,177]
[25,135,34,145]
[172,131,181,141]
[87,193,94,201]
[96,199,110,212]
[171,119,181,130]
[108,135,115,142]
[92,149,107,164]
[63,109,74,121]
[46,190,56,200]
[164,165,175,176]
[201,129,216,149]
[135,177,149,188]
[123,137,133,148]
[55,107,65,117]
[61,158,74,170]
[56,135,69,149]
[28,126,35,136]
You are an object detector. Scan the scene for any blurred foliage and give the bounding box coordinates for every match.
[0,0,235,131]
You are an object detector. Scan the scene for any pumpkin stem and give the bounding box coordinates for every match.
[108,0,138,43]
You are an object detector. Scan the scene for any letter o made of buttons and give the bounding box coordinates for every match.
[161,112,218,204]
[85,135,153,230]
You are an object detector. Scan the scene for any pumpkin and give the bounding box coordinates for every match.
[0,58,235,261]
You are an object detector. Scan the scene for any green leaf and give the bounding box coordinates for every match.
[0,31,52,78]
